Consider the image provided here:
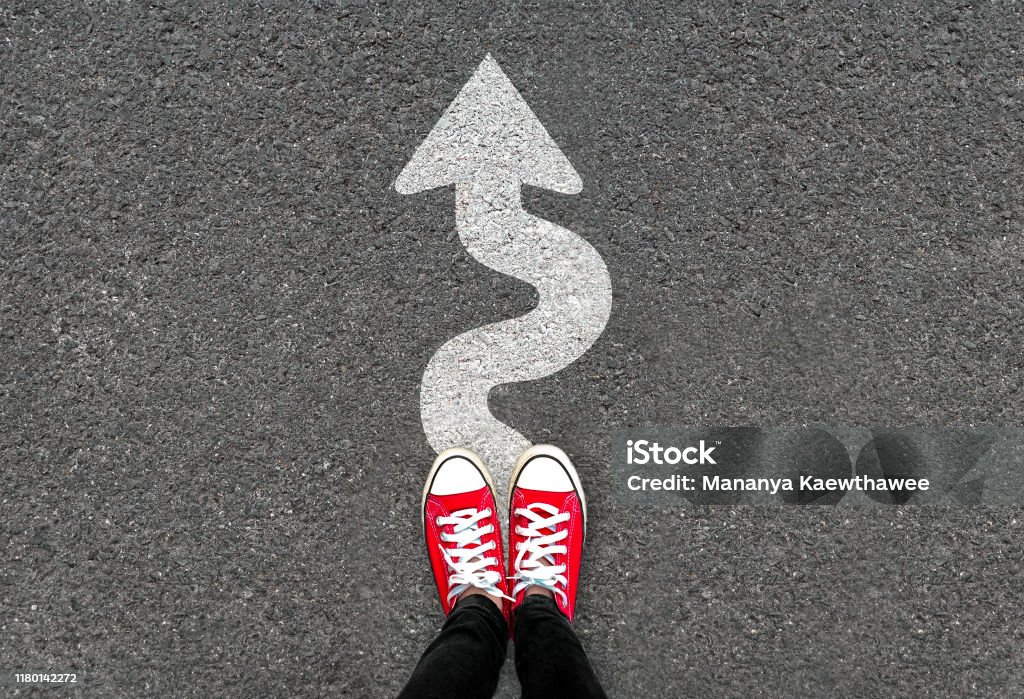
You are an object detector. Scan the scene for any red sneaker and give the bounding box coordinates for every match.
[507,445,588,622]
[422,448,509,617]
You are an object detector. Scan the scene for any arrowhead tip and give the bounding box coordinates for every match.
[396,56,581,194]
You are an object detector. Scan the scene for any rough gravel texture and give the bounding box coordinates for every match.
[2,2,1023,697]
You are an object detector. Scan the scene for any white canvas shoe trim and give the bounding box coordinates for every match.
[430,457,486,495]
[515,457,574,491]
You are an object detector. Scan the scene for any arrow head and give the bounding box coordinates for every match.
[396,55,582,195]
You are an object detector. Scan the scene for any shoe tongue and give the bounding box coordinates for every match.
[433,485,492,517]
[516,494,569,539]
[516,488,571,517]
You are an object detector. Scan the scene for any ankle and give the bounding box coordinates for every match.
[525,585,555,600]
[458,587,504,612]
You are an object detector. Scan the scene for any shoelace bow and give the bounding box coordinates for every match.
[511,502,571,606]
[437,508,511,604]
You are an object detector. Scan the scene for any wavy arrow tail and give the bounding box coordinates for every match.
[420,173,612,482]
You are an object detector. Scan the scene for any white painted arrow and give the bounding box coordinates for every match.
[397,55,612,484]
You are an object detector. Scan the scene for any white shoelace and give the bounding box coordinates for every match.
[436,508,509,604]
[510,502,571,605]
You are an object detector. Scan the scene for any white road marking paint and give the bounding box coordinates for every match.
[396,55,612,484]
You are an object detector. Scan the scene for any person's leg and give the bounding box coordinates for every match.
[398,594,508,699]
[399,448,512,699]
[513,594,606,698]
[507,445,607,698]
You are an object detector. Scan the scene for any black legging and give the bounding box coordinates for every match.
[398,595,607,699]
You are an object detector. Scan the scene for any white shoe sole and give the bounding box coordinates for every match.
[508,444,587,539]
[421,447,496,535]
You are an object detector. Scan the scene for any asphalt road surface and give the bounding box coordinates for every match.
[3,2,1023,696]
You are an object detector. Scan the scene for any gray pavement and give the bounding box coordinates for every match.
[2,1,1023,696]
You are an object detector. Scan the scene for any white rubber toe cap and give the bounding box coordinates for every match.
[515,456,574,492]
[429,456,486,495]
